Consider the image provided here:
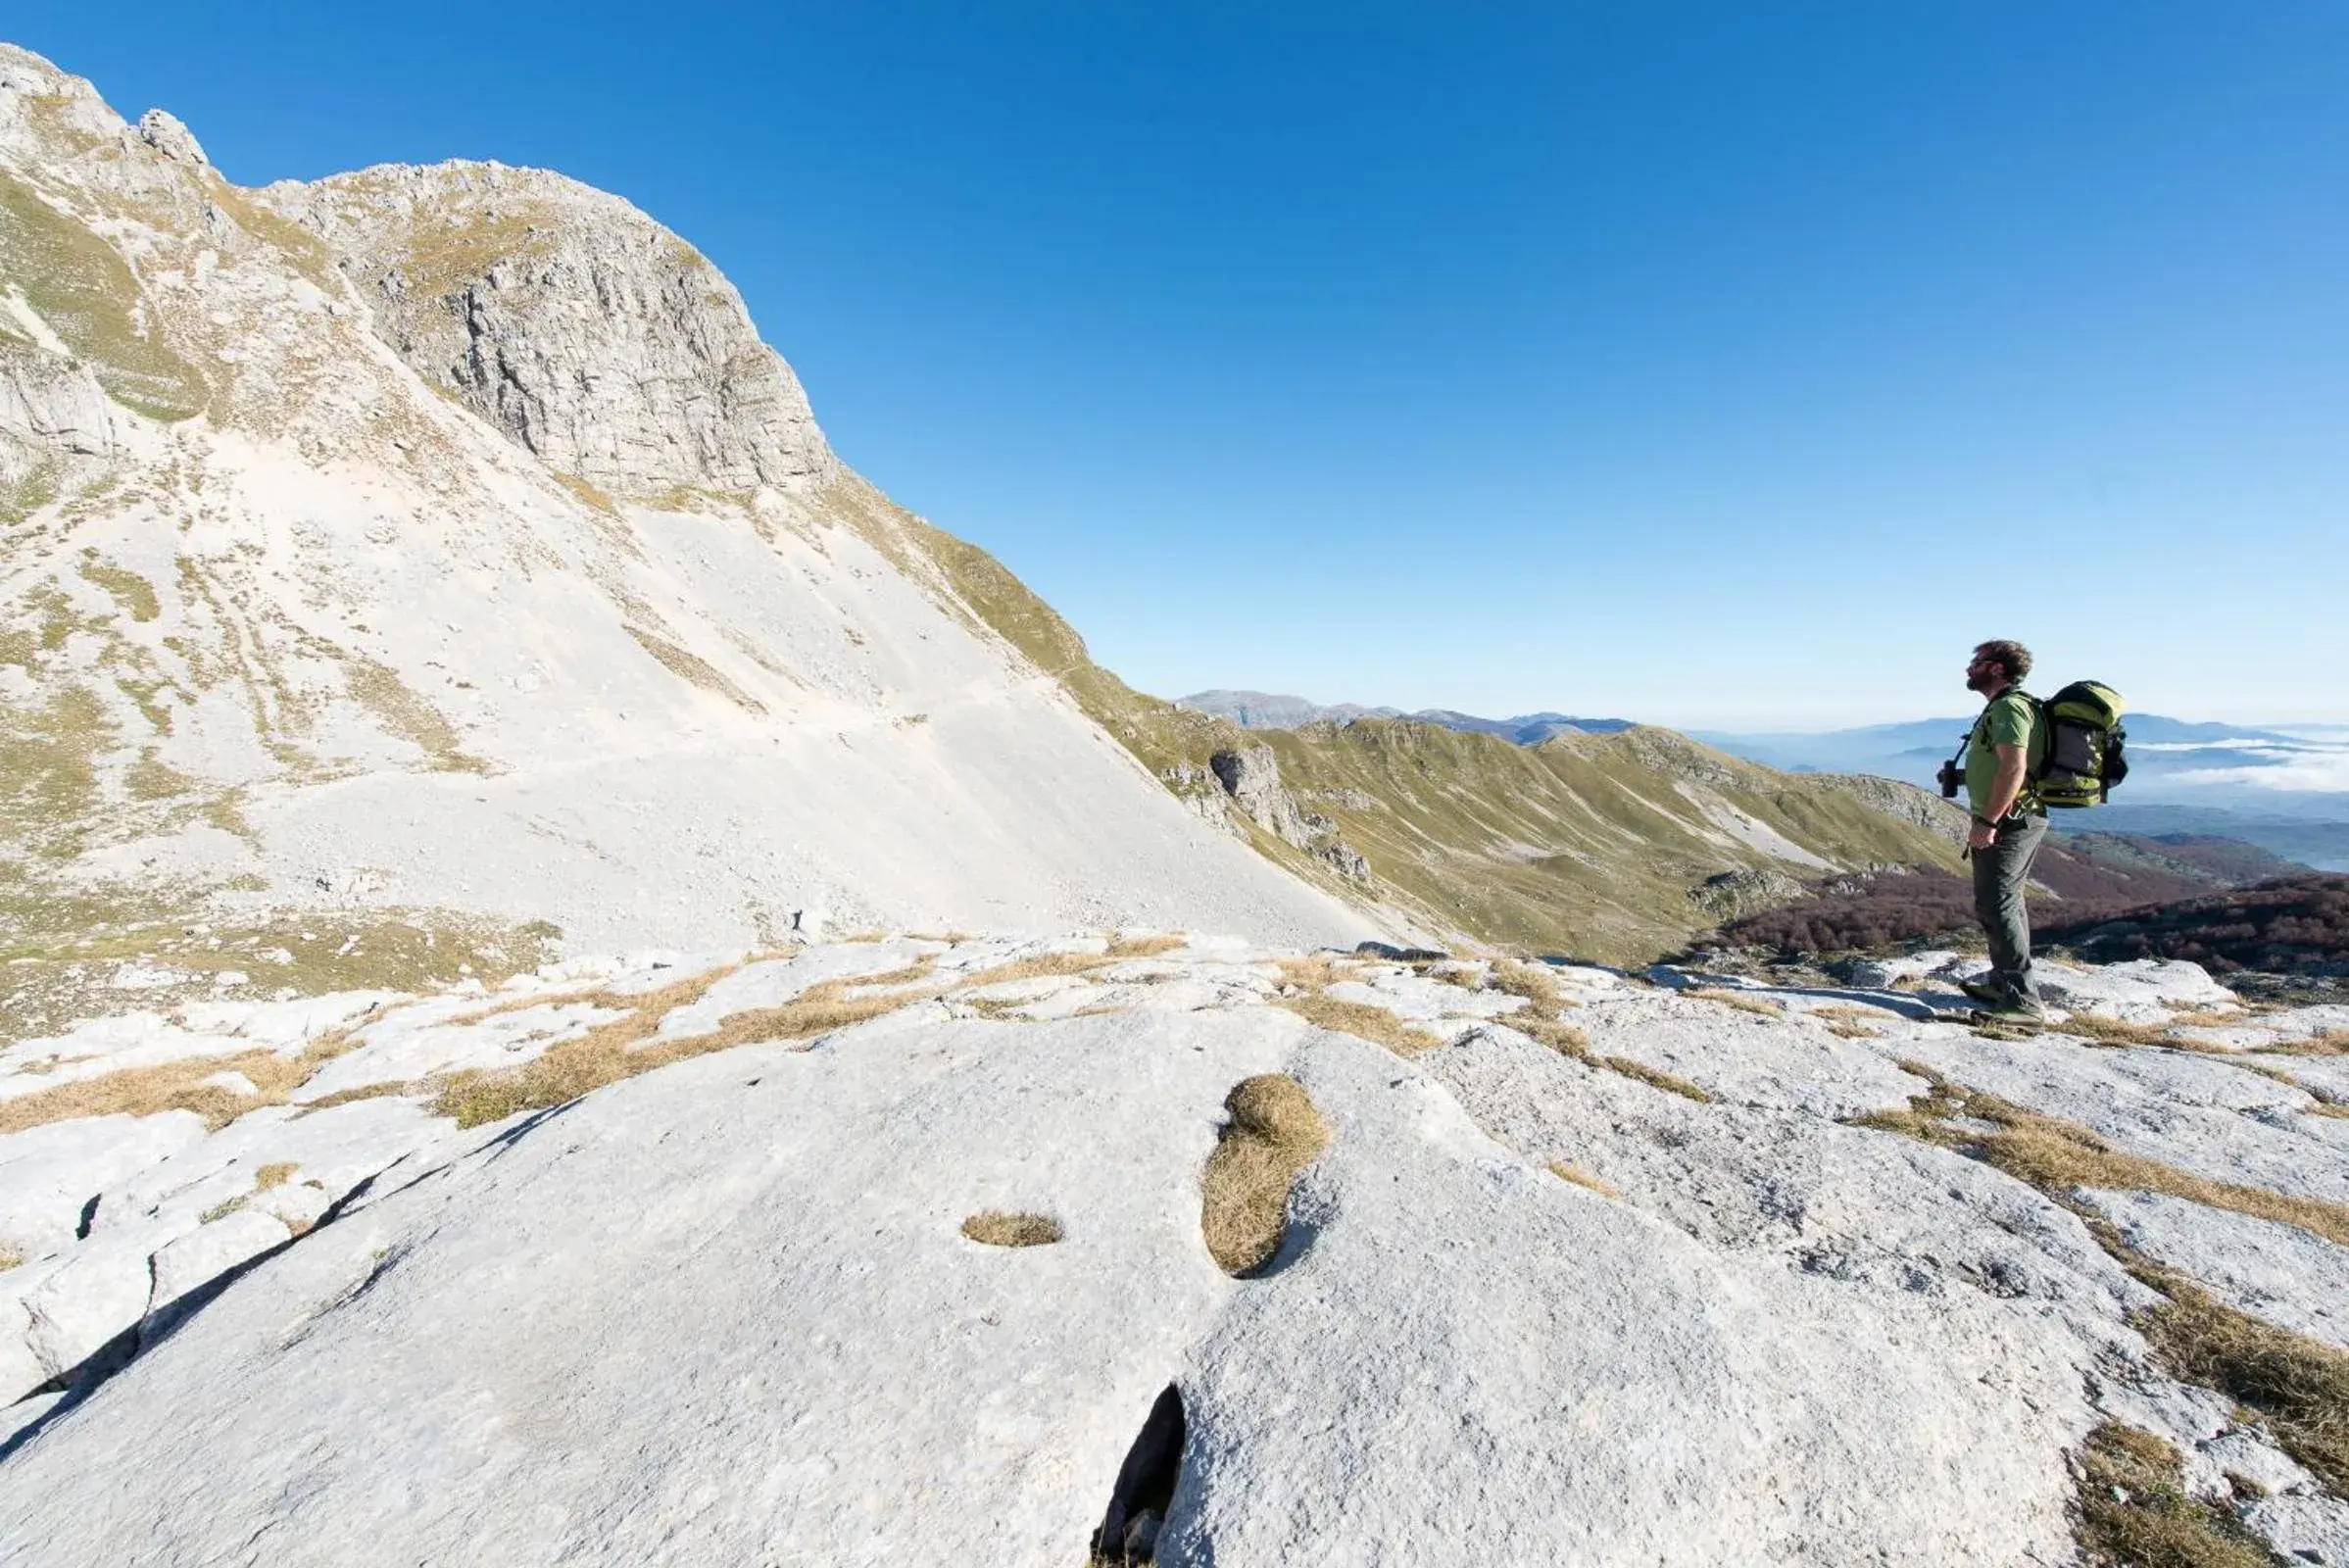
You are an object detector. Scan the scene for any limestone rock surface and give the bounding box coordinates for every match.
[4,940,2347,1566]
[257,162,833,500]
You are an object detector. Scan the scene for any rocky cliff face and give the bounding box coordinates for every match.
[0,41,1372,970]
[257,163,833,499]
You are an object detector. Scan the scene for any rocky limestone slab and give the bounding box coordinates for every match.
[1581,996,1923,1119]
[1891,1032,2349,1206]
[2083,1189,2349,1350]
[2243,1494,2349,1566]
[0,1111,207,1260]
[0,1005,1303,1563]
[1161,1030,2091,1566]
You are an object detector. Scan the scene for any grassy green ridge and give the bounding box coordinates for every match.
[1248,718,1959,961]
[873,486,1961,962]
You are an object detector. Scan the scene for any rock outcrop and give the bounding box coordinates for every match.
[1208,745,1373,882]
[0,42,1373,956]
[258,163,834,499]
[5,936,2347,1564]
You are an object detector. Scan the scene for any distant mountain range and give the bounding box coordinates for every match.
[1692,715,2349,872]
[1179,691,1636,745]
[1181,692,2349,873]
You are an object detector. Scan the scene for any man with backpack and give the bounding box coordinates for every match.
[1956,639,2049,1021]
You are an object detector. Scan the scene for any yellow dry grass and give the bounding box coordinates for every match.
[1201,1074,1330,1275]
[1490,958,1579,1012]
[199,1163,299,1224]
[1514,1012,1593,1057]
[2135,1276,2349,1495]
[292,1080,415,1114]
[1272,992,1445,1055]
[1685,986,1784,1018]
[1825,1021,1885,1040]
[1860,1063,2349,1515]
[2139,1278,2349,1495]
[1274,955,1348,992]
[2272,1028,2349,1058]
[959,1210,1062,1248]
[0,1032,360,1136]
[1600,1055,1715,1103]
[430,961,941,1129]
[1547,1161,1621,1200]
[1856,1064,2349,1250]
[0,1244,23,1272]
[2060,1013,2196,1049]
[2075,1422,2276,1568]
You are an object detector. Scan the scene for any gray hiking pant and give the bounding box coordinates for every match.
[1972,810,2048,1006]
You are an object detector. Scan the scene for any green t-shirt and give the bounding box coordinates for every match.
[1965,689,2038,818]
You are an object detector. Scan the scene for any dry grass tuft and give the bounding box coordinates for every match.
[431,961,939,1128]
[292,1080,415,1114]
[0,1243,23,1272]
[1274,955,1348,992]
[1547,1161,1621,1200]
[2076,1421,2275,1568]
[951,952,1121,992]
[1600,1055,1715,1103]
[1861,1066,2349,1515]
[2140,1280,2349,1494]
[1686,986,1785,1018]
[2060,1013,2194,1050]
[252,1161,297,1192]
[959,1210,1062,1248]
[1108,934,1188,959]
[1514,1013,1593,1057]
[1272,992,1444,1055]
[1825,1021,1885,1040]
[0,1031,361,1136]
[1490,958,1573,1012]
[1201,1074,1330,1275]
[2271,1028,2349,1058]
[1858,1067,2349,1251]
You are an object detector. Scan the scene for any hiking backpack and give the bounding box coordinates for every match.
[2031,681,2129,808]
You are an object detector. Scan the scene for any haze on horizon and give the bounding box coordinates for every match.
[20,2,2346,728]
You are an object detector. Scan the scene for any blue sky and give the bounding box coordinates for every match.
[19,3,2348,726]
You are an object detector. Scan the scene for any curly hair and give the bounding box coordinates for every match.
[1973,639,2033,683]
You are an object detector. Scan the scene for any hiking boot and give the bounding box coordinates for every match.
[1958,977,2005,1006]
[1976,999,2045,1027]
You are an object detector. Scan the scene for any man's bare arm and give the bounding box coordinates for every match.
[1983,742,2029,821]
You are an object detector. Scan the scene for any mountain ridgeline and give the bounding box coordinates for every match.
[0,41,1965,977]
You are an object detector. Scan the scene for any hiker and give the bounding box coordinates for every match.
[1957,640,2046,1020]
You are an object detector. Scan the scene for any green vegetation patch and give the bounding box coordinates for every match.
[78,553,159,621]
[0,171,206,421]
